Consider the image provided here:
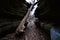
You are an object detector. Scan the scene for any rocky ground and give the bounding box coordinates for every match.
[0,20,50,40]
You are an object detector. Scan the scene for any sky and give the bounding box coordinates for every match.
[25,0,38,4]
[25,0,38,18]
